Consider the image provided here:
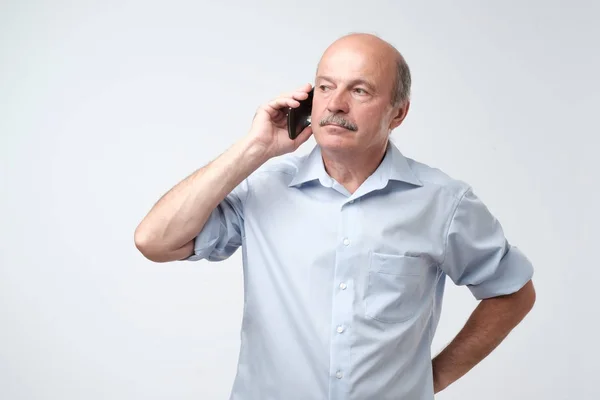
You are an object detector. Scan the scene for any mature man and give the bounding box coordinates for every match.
[135,33,536,399]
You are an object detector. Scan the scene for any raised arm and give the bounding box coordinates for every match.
[134,84,314,262]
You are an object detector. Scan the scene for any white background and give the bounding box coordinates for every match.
[1,1,598,399]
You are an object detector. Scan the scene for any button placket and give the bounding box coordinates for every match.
[329,197,358,397]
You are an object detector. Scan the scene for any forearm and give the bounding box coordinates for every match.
[134,136,268,262]
[432,280,535,392]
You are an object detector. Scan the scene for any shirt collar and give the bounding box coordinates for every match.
[288,140,423,189]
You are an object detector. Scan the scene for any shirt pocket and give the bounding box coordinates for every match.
[364,252,429,324]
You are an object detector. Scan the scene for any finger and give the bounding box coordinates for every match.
[266,97,300,112]
[260,84,313,119]
[258,104,283,120]
[298,82,313,92]
[294,83,313,97]
[274,90,311,109]
[278,83,313,101]
[283,83,312,95]
[258,99,293,120]
[291,90,310,101]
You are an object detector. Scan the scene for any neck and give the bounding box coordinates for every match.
[321,140,388,194]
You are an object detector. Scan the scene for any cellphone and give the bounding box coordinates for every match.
[287,88,313,140]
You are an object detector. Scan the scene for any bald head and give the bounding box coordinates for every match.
[323,33,399,59]
[317,33,411,107]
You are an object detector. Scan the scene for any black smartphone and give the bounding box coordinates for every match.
[287,88,313,140]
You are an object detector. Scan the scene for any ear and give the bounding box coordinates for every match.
[388,101,410,130]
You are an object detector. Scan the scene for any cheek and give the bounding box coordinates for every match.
[358,107,387,130]
[311,103,327,125]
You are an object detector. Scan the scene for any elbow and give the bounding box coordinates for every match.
[134,224,192,263]
[134,225,165,263]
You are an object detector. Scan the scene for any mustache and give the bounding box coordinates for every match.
[319,114,358,131]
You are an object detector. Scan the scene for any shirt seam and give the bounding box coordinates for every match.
[241,177,252,240]
[440,185,472,269]
[253,168,296,177]
[418,178,469,201]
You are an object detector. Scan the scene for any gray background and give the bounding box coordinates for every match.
[1,1,598,399]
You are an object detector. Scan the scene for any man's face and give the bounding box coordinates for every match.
[311,44,406,154]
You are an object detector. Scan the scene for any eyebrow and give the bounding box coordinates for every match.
[316,75,378,92]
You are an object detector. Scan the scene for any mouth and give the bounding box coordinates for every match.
[324,123,348,129]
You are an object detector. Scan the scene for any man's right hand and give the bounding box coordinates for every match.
[247,83,314,159]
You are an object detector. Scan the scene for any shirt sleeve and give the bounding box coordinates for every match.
[439,187,534,299]
[184,178,249,262]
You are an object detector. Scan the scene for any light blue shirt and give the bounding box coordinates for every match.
[185,140,534,400]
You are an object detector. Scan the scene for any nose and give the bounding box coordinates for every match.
[326,90,350,114]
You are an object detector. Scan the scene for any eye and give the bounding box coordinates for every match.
[354,88,368,95]
[319,85,331,92]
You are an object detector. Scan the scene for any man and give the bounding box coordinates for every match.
[134,33,536,399]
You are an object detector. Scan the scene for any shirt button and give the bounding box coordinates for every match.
[343,238,350,246]
[336,371,343,379]
[336,325,345,333]
[339,282,347,290]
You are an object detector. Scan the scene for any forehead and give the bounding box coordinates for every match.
[316,46,394,86]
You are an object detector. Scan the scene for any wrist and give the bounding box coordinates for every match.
[432,358,452,393]
[236,136,273,167]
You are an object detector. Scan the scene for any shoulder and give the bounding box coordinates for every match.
[257,153,304,175]
[245,151,306,187]
[254,152,305,178]
[404,156,471,202]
